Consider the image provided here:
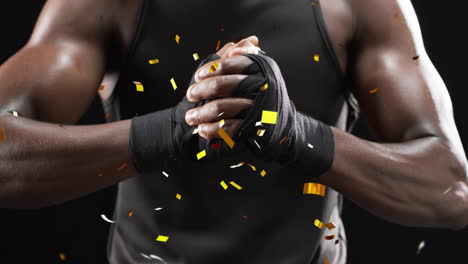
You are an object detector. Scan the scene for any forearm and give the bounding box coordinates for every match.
[0,114,136,208]
[320,127,468,229]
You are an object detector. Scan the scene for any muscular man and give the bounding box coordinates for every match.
[1,0,466,263]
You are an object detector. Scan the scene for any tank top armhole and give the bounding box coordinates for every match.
[313,0,360,132]
[107,0,148,110]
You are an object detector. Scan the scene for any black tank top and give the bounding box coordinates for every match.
[107,0,358,263]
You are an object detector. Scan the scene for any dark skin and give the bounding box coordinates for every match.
[0,0,466,230]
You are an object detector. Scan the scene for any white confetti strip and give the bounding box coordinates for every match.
[162,171,169,177]
[100,214,116,223]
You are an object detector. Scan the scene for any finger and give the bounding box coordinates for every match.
[228,36,260,57]
[216,42,236,58]
[198,119,242,140]
[196,56,254,82]
[188,74,247,102]
[185,97,253,125]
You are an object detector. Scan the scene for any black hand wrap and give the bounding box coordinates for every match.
[237,53,335,177]
[130,54,222,174]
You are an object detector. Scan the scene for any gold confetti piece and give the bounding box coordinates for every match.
[247,163,257,171]
[314,54,320,62]
[325,222,336,230]
[261,110,278,124]
[193,53,200,61]
[100,214,116,223]
[175,34,180,44]
[230,162,245,168]
[220,181,228,190]
[260,83,269,91]
[369,88,379,94]
[216,40,221,51]
[324,258,330,264]
[314,219,324,229]
[303,182,327,197]
[117,162,128,172]
[156,235,170,242]
[308,143,314,149]
[162,171,169,177]
[133,81,144,92]
[176,193,182,200]
[209,61,219,73]
[325,234,336,240]
[170,78,177,90]
[149,59,160,64]
[279,136,288,144]
[230,181,243,190]
[218,119,225,128]
[217,127,235,149]
[260,170,267,177]
[59,253,66,261]
[257,129,266,137]
[104,113,110,119]
[97,173,103,177]
[197,150,206,160]
[193,128,199,135]
[99,85,105,91]
[128,211,133,217]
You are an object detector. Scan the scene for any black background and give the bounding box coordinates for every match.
[0,1,466,263]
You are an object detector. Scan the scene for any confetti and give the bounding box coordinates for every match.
[417,240,425,255]
[261,110,278,124]
[104,113,110,119]
[117,162,128,172]
[175,34,181,44]
[8,110,19,116]
[211,143,221,149]
[255,121,263,127]
[247,163,257,171]
[162,171,169,177]
[155,207,163,211]
[209,61,219,73]
[369,88,379,94]
[325,222,337,230]
[141,253,151,260]
[99,85,105,91]
[217,127,235,149]
[242,215,248,219]
[257,129,266,137]
[253,139,261,150]
[314,54,320,62]
[193,53,200,61]
[128,211,133,217]
[216,40,221,51]
[279,136,288,144]
[217,112,225,117]
[260,83,269,91]
[100,214,116,223]
[303,182,327,197]
[0,128,5,142]
[220,181,228,190]
[176,193,182,200]
[325,234,336,240]
[149,254,167,263]
[97,173,103,177]
[59,253,66,261]
[230,162,245,168]
[133,81,144,92]
[197,150,206,160]
[193,128,199,135]
[260,170,267,177]
[308,143,314,149]
[156,235,170,242]
[170,78,177,90]
[218,119,225,128]
[324,258,330,264]
[149,59,160,64]
[230,181,243,190]
[314,219,324,229]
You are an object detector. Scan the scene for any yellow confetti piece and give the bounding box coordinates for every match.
[314,54,320,62]
[128,211,133,217]
[97,173,104,177]
[230,181,243,190]
[59,253,67,261]
[170,78,177,90]
[156,235,170,242]
[261,110,278,124]
[197,150,206,160]
[217,127,235,149]
[209,61,219,73]
[247,163,256,171]
[308,143,314,149]
[218,119,225,128]
[99,85,105,91]
[257,129,266,137]
[260,83,269,91]
[314,219,324,229]
[303,182,327,197]
[279,136,288,144]
[193,53,200,61]
[104,113,110,119]
[220,181,228,190]
[133,81,144,92]
[260,170,267,177]
[325,222,336,230]
[216,40,221,51]
[175,34,181,44]
[176,193,182,200]
[369,88,379,94]
[149,59,160,64]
